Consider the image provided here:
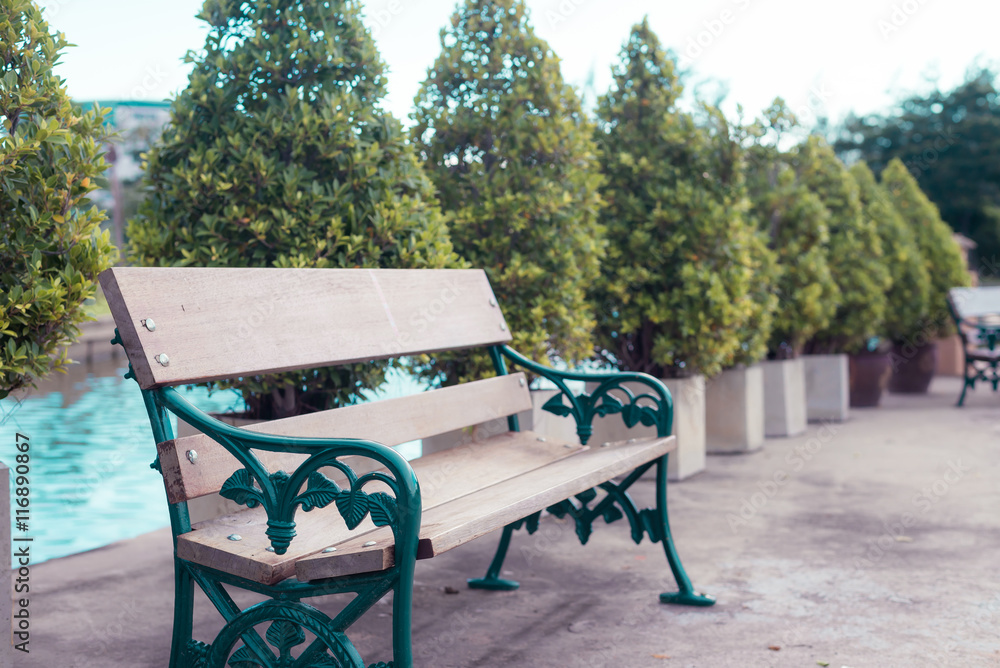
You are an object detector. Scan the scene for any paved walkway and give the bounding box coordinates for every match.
[21,377,1000,667]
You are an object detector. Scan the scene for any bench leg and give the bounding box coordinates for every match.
[655,456,715,607]
[467,524,521,591]
[169,563,196,668]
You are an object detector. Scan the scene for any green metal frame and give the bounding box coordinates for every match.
[467,345,714,607]
[948,300,1000,407]
[122,331,712,668]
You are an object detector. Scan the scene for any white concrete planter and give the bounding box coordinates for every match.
[804,354,849,422]
[705,364,764,453]
[761,358,807,437]
[586,375,706,481]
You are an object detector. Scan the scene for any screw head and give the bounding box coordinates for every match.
[143,318,156,332]
[519,378,526,387]
[266,547,275,553]
[363,540,377,547]
[186,450,198,464]
[500,322,507,331]
[227,534,242,542]
[322,546,338,553]
[489,297,497,307]
[537,436,547,442]
[155,353,170,366]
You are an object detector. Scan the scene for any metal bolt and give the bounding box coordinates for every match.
[155,353,170,366]
[266,547,275,553]
[489,297,497,307]
[519,378,526,387]
[363,540,377,547]
[627,438,637,443]
[186,450,198,464]
[227,534,242,542]
[537,436,546,442]
[143,318,156,332]
[563,443,574,448]
[600,442,611,448]
[499,322,507,331]
[322,546,338,553]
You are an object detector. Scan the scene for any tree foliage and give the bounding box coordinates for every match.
[128,0,459,417]
[411,0,604,383]
[881,158,970,338]
[793,136,889,354]
[835,67,1000,263]
[591,19,761,378]
[849,161,931,344]
[743,100,839,358]
[0,0,116,399]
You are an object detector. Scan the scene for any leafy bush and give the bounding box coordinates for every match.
[128,0,459,417]
[0,0,116,399]
[881,158,970,338]
[793,137,889,354]
[743,101,839,358]
[849,161,931,343]
[411,0,604,383]
[591,19,759,378]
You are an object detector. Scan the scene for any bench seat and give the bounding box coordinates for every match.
[176,430,675,585]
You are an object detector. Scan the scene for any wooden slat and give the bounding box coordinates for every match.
[950,286,1000,319]
[99,268,511,389]
[176,430,588,584]
[158,374,531,503]
[294,435,676,582]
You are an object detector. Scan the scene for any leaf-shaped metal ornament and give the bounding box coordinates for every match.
[220,469,264,509]
[595,393,624,416]
[227,644,261,668]
[368,492,397,528]
[265,619,306,653]
[295,472,343,512]
[541,393,573,417]
[335,487,371,530]
[622,403,642,428]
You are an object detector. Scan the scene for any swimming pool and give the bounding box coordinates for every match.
[0,363,426,564]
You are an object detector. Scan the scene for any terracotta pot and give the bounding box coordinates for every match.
[888,341,938,394]
[849,352,892,407]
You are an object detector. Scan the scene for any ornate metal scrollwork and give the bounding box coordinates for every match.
[219,462,399,555]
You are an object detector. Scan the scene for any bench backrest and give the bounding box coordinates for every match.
[949,286,1000,320]
[99,267,512,389]
[100,267,532,502]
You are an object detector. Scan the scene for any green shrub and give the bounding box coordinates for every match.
[411,0,604,383]
[849,161,931,343]
[0,0,116,399]
[793,137,889,354]
[881,158,970,338]
[591,19,759,378]
[128,0,460,417]
[743,102,839,358]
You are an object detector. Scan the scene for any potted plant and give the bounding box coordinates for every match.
[0,2,118,400]
[704,229,777,453]
[794,137,891,410]
[126,0,461,422]
[881,159,971,393]
[589,20,759,479]
[743,102,841,434]
[848,161,930,405]
[409,0,604,451]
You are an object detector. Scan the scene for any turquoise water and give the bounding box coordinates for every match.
[0,365,427,564]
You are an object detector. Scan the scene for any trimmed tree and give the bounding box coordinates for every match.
[128,0,460,417]
[793,136,889,354]
[849,161,931,343]
[743,100,839,358]
[0,1,116,399]
[411,0,604,383]
[591,19,758,378]
[881,158,971,337]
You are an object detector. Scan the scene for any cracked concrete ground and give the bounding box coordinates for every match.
[19,376,1000,667]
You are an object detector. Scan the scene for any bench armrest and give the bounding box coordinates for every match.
[155,387,422,557]
[495,345,673,444]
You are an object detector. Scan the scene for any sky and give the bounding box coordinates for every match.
[40,0,1000,130]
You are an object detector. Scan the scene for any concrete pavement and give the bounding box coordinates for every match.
[20,376,1000,667]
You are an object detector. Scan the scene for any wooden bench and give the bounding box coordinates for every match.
[100,266,713,668]
[948,286,1000,406]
